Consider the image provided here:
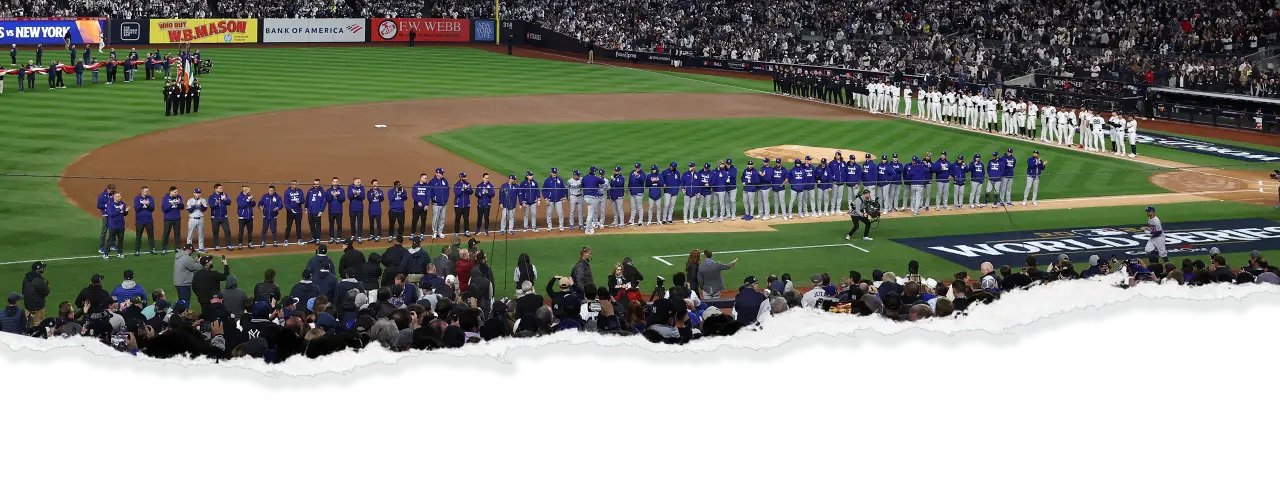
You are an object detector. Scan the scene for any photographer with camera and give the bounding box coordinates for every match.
[845,189,875,241]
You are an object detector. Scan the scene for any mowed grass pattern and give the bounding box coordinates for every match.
[0,46,754,263]
[426,117,1168,201]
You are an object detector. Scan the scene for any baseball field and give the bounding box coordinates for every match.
[2,45,1277,305]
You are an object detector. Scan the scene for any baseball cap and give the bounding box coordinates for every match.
[213,292,224,300]
[153,299,169,311]
[1007,148,1014,153]
[1057,254,1069,264]
[467,237,480,248]
[1209,247,1221,256]
[193,188,201,194]
[941,151,947,155]
[669,161,678,167]
[550,168,558,173]
[7,292,21,303]
[1033,150,1039,154]
[123,269,134,280]
[1089,255,1100,266]
[992,152,999,157]
[172,300,189,314]
[572,169,581,176]
[744,276,758,285]
[726,158,733,164]
[91,274,104,284]
[892,153,899,158]
[747,160,754,165]
[507,174,516,181]
[704,163,711,169]
[458,172,467,178]
[317,243,328,254]
[31,261,45,271]
[302,268,313,279]
[651,164,659,171]
[614,166,621,172]
[1145,206,1155,213]
[198,255,212,266]
[688,162,696,167]
[589,166,598,174]
[634,162,642,168]
[810,274,823,284]
[558,276,572,290]
[526,170,534,177]
[435,168,445,175]
[1251,250,1262,259]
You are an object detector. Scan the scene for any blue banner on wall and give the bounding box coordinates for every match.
[892,218,1280,269]
[0,19,106,45]
[472,19,495,42]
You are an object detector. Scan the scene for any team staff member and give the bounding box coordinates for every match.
[159,186,183,254]
[283,180,305,246]
[325,176,345,242]
[906,156,929,216]
[453,172,473,237]
[187,188,209,251]
[681,162,699,224]
[845,189,874,241]
[950,155,968,209]
[429,169,449,239]
[498,174,519,235]
[347,177,366,242]
[646,165,664,226]
[367,179,384,241]
[259,185,282,247]
[235,185,257,250]
[607,167,625,228]
[542,168,565,231]
[759,159,776,219]
[305,179,326,244]
[207,185,232,251]
[388,180,407,240]
[725,159,738,220]
[967,153,985,208]
[1022,150,1046,206]
[1001,148,1017,206]
[984,152,1005,207]
[411,173,430,238]
[474,173,494,236]
[96,184,116,254]
[662,162,681,223]
[566,169,584,230]
[770,159,788,219]
[133,186,156,255]
[518,170,540,232]
[742,159,760,218]
[627,163,645,226]
[104,192,130,259]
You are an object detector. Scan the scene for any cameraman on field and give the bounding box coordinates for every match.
[845,189,875,241]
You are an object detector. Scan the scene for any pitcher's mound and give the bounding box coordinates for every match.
[745,145,874,162]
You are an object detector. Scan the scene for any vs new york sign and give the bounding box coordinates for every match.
[893,218,1280,269]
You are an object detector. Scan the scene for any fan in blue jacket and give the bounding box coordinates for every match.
[235,186,258,249]
[112,269,148,305]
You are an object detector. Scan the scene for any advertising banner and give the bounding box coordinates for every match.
[263,18,365,43]
[150,19,258,44]
[523,23,586,54]
[371,18,469,42]
[472,19,495,42]
[499,19,524,44]
[0,18,105,45]
[109,18,149,44]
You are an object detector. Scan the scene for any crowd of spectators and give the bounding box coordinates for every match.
[5,232,1276,361]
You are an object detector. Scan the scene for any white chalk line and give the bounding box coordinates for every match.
[651,243,867,266]
[553,50,1275,188]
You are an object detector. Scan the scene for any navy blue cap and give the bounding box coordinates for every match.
[689,162,696,167]
[508,174,516,180]
[1145,206,1155,213]
[892,153,898,158]
[635,162,642,168]
[865,153,872,159]
[704,163,711,169]
[957,155,965,160]
[573,169,581,176]
[193,188,201,193]
[804,156,812,161]
[747,159,755,164]
[992,152,999,157]
[614,166,622,172]
[1033,150,1039,154]
[1007,148,1014,153]
[651,164,659,171]
[941,151,947,155]
[821,158,827,163]
[526,170,534,176]
[881,155,887,160]
[589,166,598,173]
[726,158,733,164]
[774,158,782,163]
[436,168,445,174]
[550,168,558,173]
[458,172,467,178]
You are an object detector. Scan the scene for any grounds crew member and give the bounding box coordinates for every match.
[846,189,874,241]
[283,180,305,245]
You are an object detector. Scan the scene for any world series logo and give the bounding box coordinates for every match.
[473,20,495,42]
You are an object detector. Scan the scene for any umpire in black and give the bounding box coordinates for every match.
[846,189,874,241]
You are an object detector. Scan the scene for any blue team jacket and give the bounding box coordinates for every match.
[698,170,713,195]
[475,182,494,207]
[742,168,760,192]
[844,162,861,185]
[542,176,566,202]
[389,187,408,213]
[411,182,431,210]
[499,183,519,209]
[260,193,282,219]
[284,188,304,215]
[97,190,113,217]
[306,187,327,214]
[325,186,345,214]
[582,175,604,197]
[518,179,540,204]
[628,171,646,196]
[236,193,257,220]
[453,181,473,208]
[209,193,232,220]
[134,195,155,225]
[663,169,682,195]
[681,171,699,196]
[347,185,365,213]
[161,193,184,221]
[1003,156,1017,178]
[367,188,384,215]
[862,161,878,185]
[429,177,450,206]
[106,201,128,230]
[609,174,626,199]
[1026,157,1044,176]
[951,160,968,184]
[986,159,1005,179]
[970,161,986,183]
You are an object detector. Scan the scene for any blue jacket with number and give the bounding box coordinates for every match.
[698,170,713,196]
[844,162,861,185]
[789,166,806,191]
[236,192,257,220]
[325,186,345,214]
[1002,155,1017,178]
[307,187,327,214]
[412,182,431,210]
[951,160,968,184]
[742,168,761,192]
[891,161,905,184]
[367,188,384,215]
[969,161,986,183]
[862,161,878,185]
[986,158,1005,179]
[107,201,128,230]
[682,170,699,196]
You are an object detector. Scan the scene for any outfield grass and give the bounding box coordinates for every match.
[5,201,1270,310]
[426,117,1167,201]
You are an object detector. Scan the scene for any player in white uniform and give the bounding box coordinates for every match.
[1066,109,1079,147]
[1054,109,1069,146]
[1014,100,1027,137]
[916,85,927,118]
[928,88,941,122]
[1024,101,1037,139]
[889,83,901,115]
[1088,112,1105,152]
[1077,109,1091,150]
[1144,205,1167,263]
[985,97,997,132]
[902,86,913,118]
[1109,113,1127,156]
[1125,116,1138,157]
[880,82,891,113]
[1042,106,1056,142]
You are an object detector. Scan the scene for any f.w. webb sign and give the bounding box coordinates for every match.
[893,218,1280,269]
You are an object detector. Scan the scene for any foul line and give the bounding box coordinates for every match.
[651,243,868,266]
